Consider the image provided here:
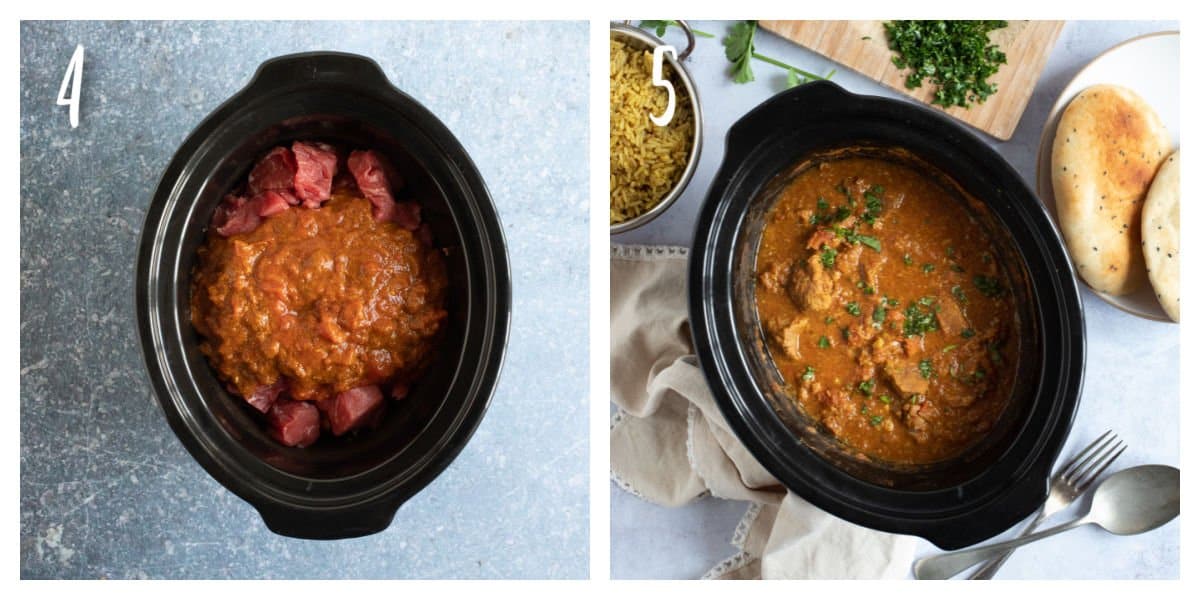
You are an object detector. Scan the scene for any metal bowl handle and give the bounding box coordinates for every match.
[674,20,697,61]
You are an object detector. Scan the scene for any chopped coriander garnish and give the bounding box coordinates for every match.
[872,303,887,325]
[879,394,892,404]
[841,326,851,341]
[950,263,965,273]
[946,246,957,258]
[903,253,913,266]
[942,344,958,353]
[903,302,939,337]
[863,189,884,222]
[832,226,881,251]
[820,245,838,268]
[802,366,816,381]
[988,342,1003,364]
[922,263,935,273]
[856,234,882,252]
[824,316,835,325]
[918,358,934,379]
[846,301,861,316]
[869,415,884,427]
[859,403,870,416]
[858,379,876,395]
[816,197,829,212]
[918,295,935,306]
[951,285,967,303]
[818,335,831,349]
[961,328,976,339]
[973,275,1005,298]
[973,368,987,382]
[856,280,876,295]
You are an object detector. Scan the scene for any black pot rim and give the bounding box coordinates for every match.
[135,52,511,539]
[689,81,1086,549]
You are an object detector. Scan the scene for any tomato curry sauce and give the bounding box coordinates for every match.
[754,156,1019,464]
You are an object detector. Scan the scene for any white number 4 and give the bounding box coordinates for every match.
[56,44,84,129]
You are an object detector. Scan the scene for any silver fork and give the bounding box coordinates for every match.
[968,430,1127,579]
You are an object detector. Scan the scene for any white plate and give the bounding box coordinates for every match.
[1035,31,1179,322]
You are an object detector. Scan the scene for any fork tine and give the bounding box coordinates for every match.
[1076,443,1127,491]
[1058,430,1113,476]
[1061,432,1116,484]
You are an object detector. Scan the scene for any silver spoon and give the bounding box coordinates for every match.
[914,464,1180,579]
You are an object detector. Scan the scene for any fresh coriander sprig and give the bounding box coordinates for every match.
[638,20,715,39]
[723,21,833,85]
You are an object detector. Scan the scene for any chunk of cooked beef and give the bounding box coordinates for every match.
[767,317,808,361]
[759,261,793,294]
[806,228,838,250]
[937,299,969,335]
[816,389,855,437]
[267,401,321,448]
[787,253,836,311]
[292,141,339,208]
[859,249,884,292]
[902,398,938,444]
[835,243,864,278]
[884,360,931,396]
[248,146,297,195]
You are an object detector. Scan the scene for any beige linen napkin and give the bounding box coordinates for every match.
[610,244,916,579]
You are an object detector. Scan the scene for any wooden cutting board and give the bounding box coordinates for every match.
[759,20,1064,140]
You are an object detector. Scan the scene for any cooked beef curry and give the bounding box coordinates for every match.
[755,156,1018,464]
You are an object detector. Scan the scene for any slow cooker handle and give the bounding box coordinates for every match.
[255,501,400,541]
[723,80,858,160]
[243,51,394,96]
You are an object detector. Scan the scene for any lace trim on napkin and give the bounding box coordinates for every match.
[611,244,689,260]
[609,409,648,500]
[701,502,764,579]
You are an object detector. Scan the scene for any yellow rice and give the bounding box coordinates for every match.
[610,38,695,225]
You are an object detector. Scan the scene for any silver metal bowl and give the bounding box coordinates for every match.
[609,22,704,235]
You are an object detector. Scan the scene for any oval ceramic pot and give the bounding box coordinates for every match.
[136,52,510,539]
[689,81,1085,550]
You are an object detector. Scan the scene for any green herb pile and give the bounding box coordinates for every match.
[883,20,1008,108]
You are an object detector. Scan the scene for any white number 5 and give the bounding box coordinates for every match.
[649,45,677,127]
[56,44,84,129]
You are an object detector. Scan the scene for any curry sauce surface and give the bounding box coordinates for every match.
[191,188,447,403]
[755,157,1018,464]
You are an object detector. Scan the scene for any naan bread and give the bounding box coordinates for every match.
[1052,84,1171,295]
[1142,150,1180,321]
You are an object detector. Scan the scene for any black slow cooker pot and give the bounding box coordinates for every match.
[690,82,1085,549]
[136,53,510,539]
